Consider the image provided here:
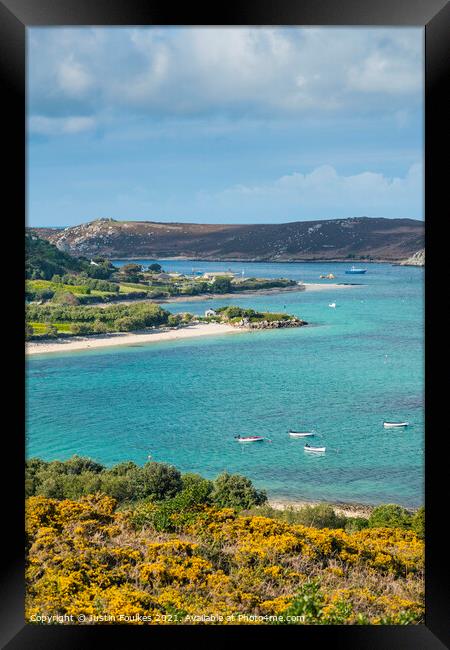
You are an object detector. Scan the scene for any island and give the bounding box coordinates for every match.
[26,232,305,307]
[25,302,307,355]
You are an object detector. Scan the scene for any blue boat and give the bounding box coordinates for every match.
[345,266,367,274]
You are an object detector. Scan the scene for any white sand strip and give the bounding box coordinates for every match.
[26,322,241,356]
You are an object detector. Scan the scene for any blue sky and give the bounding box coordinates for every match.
[27,27,424,226]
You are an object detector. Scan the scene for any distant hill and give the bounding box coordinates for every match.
[28,217,425,262]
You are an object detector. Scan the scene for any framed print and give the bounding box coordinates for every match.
[1,0,449,647]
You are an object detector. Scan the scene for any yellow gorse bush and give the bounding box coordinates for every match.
[25,495,424,625]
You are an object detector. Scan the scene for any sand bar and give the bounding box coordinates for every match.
[302,282,361,293]
[26,322,242,356]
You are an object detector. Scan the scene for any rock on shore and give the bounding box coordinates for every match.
[234,317,307,329]
[400,249,425,266]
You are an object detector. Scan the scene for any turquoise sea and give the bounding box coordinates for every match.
[26,261,424,507]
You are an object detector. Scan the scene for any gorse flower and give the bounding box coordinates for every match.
[25,495,424,625]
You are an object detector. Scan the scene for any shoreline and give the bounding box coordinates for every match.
[160,282,359,303]
[26,322,243,356]
[86,282,358,308]
[111,256,411,264]
[268,498,418,519]
[268,498,375,519]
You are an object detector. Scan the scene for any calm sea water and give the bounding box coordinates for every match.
[26,261,424,507]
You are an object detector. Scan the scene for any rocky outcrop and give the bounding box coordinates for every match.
[234,317,307,329]
[28,216,425,262]
[400,249,425,267]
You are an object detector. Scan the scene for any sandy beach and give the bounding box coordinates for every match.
[26,322,242,356]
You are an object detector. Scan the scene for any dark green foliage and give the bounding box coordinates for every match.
[411,506,424,539]
[148,263,162,272]
[368,504,412,529]
[232,278,296,292]
[26,302,170,337]
[216,306,256,319]
[131,475,214,532]
[25,458,265,516]
[70,323,94,335]
[136,462,183,501]
[345,517,370,533]
[25,323,34,340]
[215,305,295,324]
[63,455,104,475]
[43,324,58,338]
[212,472,267,510]
[168,314,182,327]
[62,275,119,293]
[211,277,232,293]
[181,473,214,505]
[281,581,324,623]
[121,264,143,283]
[84,259,116,280]
[26,233,84,280]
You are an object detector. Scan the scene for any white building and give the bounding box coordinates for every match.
[204,309,217,317]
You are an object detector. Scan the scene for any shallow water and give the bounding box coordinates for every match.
[26,261,424,507]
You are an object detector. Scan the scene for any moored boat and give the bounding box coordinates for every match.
[345,266,367,274]
[235,435,265,443]
[383,421,409,428]
[304,444,326,453]
[289,430,314,438]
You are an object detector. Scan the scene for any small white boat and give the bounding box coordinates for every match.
[235,435,265,443]
[329,302,336,308]
[304,444,326,453]
[345,266,367,274]
[289,431,315,438]
[383,421,409,428]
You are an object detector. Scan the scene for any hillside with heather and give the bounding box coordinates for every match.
[29,217,424,262]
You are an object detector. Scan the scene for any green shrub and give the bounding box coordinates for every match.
[135,462,183,501]
[411,506,424,539]
[71,323,94,335]
[181,473,213,505]
[63,455,104,475]
[368,504,412,529]
[43,324,58,338]
[212,277,232,293]
[92,320,110,334]
[285,504,347,529]
[168,314,182,327]
[212,472,267,510]
[281,581,324,623]
[25,323,34,340]
[345,517,369,533]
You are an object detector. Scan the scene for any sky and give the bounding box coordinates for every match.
[27,27,424,226]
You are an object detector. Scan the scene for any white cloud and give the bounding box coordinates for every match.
[198,163,423,220]
[56,57,93,97]
[29,115,96,135]
[28,27,423,124]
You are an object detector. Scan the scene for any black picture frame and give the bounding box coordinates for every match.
[2,1,449,647]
